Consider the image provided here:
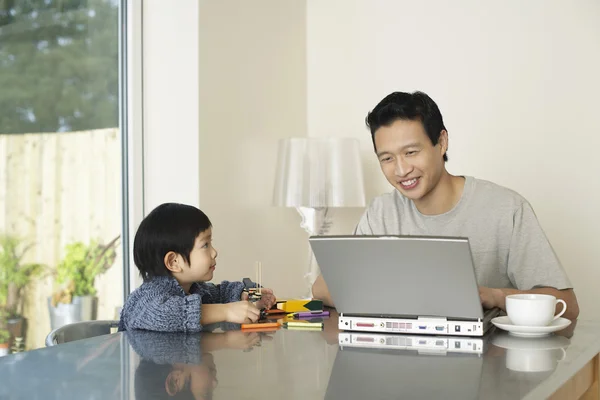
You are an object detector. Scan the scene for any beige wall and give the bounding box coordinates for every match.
[198,1,309,298]
[307,0,600,317]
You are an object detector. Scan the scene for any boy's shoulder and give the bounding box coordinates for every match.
[131,276,183,297]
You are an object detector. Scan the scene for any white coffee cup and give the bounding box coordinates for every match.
[505,294,567,327]
[506,347,567,372]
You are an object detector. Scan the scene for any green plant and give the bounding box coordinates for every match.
[52,236,120,305]
[0,328,9,344]
[0,235,45,318]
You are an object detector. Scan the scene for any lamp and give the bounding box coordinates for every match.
[272,137,366,296]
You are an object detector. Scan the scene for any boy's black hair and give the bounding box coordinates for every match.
[365,91,448,162]
[133,203,212,281]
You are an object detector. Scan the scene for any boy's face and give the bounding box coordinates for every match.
[167,354,217,399]
[178,228,218,283]
[375,119,447,204]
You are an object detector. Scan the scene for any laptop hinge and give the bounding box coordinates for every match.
[417,316,447,322]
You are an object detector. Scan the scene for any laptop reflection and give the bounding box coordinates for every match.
[325,332,486,400]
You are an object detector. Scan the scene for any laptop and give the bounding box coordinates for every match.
[309,235,500,336]
[325,343,485,400]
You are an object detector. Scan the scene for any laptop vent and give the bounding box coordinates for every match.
[386,336,411,347]
[386,322,413,331]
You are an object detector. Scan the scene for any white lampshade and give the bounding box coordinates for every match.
[272,137,366,208]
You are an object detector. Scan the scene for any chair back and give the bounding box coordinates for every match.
[45,320,119,347]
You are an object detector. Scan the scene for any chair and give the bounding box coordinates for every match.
[45,320,120,347]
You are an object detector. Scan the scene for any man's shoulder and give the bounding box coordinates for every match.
[470,177,528,209]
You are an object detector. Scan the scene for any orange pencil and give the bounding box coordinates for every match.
[241,322,280,330]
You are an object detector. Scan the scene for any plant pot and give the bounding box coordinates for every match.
[6,316,27,350]
[0,343,8,357]
[47,296,98,330]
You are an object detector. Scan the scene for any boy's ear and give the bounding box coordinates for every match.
[164,251,181,273]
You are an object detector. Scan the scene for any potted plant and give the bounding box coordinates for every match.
[0,327,9,357]
[0,235,45,348]
[48,236,120,330]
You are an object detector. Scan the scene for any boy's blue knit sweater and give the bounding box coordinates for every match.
[118,275,244,332]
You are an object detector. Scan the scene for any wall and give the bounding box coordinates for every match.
[307,0,600,317]
[198,0,309,298]
[142,0,201,211]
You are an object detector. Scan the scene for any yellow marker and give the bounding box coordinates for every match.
[284,325,323,331]
[283,321,323,328]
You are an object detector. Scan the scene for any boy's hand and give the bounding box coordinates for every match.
[224,330,262,350]
[254,288,277,310]
[225,295,260,324]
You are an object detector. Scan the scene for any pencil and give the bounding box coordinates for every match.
[256,261,262,296]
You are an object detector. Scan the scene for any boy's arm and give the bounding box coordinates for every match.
[204,280,245,303]
[200,304,227,325]
[124,294,206,332]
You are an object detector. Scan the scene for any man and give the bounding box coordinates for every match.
[312,91,579,319]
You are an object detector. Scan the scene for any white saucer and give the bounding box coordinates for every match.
[492,333,571,350]
[491,316,571,337]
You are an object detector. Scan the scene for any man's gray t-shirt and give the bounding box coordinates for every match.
[354,176,571,290]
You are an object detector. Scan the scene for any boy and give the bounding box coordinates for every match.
[119,203,277,332]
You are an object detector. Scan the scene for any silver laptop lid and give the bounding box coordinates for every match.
[309,235,484,320]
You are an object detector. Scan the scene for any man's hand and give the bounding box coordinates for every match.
[253,288,276,310]
[479,286,503,310]
[225,294,260,324]
[312,274,335,307]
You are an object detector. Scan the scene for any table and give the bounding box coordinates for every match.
[1,313,599,399]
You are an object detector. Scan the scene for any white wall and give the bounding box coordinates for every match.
[307,0,600,317]
[198,0,309,298]
[142,0,201,211]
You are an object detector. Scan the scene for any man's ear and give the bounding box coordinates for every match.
[164,251,181,273]
[438,130,448,157]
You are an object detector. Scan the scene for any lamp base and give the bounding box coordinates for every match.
[296,207,331,298]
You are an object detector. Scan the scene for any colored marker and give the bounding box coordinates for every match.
[283,325,323,331]
[283,321,323,328]
[241,322,280,330]
[292,311,330,319]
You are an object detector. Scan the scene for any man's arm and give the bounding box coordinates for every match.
[312,274,334,308]
[480,286,579,320]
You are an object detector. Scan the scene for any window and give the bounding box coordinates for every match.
[0,0,124,353]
